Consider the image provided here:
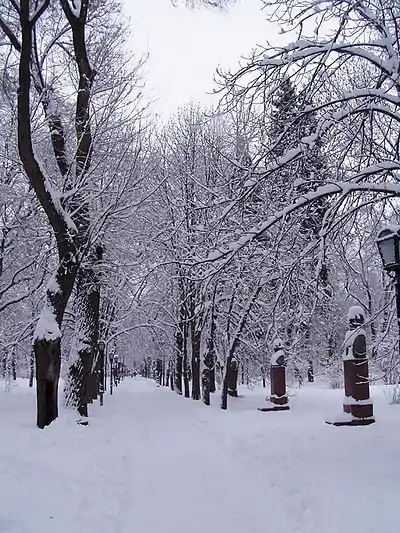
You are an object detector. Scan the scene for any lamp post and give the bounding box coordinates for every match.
[109,353,114,396]
[376,226,400,355]
[98,340,105,406]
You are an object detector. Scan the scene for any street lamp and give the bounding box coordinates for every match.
[98,340,105,406]
[376,227,400,270]
[376,226,400,355]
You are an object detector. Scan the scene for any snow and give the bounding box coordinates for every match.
[47,274,60,295]
[342,328,366,360]
[273,337,284,348]
[198,167,400,269]
[343,396,373,405]
[33,307,61,342]
[271,348,285,365]
[70,0,82,18]
[1,378,399,533]
[347,305,364,320]
[377,224,400,240]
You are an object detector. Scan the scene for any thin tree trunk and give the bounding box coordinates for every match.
[175,326,183,394]
[202,343,214,406]
[191,327,201,400]
[221,283,262,410]
[29,350,34,388]
[170,360,175,391]
[156,358,162,385]
[11,358,16,380]
[183,331,190,399]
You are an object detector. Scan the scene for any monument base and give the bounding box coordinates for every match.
[258,401,290,412]
[325,412,375,427]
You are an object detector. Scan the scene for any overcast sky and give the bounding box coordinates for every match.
[122,0,278,116]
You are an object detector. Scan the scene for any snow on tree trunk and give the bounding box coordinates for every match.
[65,257,100,418]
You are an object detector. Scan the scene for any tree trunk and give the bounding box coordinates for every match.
[221,284,262,410]
[202,336,215,405]
[261,365,266,387]
[65,252,100,418]
[90,350,102,401]
[221,358,240,409]
[183,337,190,399]
[156,358,162,385]
[191,328,201,400]
[308,360,314,382]
[175,327,183,394]
[29,350,34,388]
[35,339,61,429]
[169,360,174,391]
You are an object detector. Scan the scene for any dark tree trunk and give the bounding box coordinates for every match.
[308,360,314,382]
[210,364,216,393]
[12,358,16,380]
[202,350,214,406]
[35,339,61,429]
[65,254,100,418]
[156,358,162,385]
[221,284,262,410]
[208,287,217,395]
[191,328,201,400]
[261,365,266,387]
[170,360,174,391]
[221,358,240,409]
[182,310,190,398]
[183,334,190,398]
[202,333,215,405]
[60,0,97,422]
[29,350,34,388]
[16,0,80,428]
[90,349,102,400]
[175,327,183,394]
[221,364,229,410]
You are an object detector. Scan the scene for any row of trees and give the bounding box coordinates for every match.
[1,0,400,425]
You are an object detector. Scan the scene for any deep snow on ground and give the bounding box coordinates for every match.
[1,378,399,533]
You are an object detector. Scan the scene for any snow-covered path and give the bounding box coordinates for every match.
[1,378,399,533]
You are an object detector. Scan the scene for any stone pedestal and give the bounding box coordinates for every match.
[326,306,375,427]
[258,366,289,412]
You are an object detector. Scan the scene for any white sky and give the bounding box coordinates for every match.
[122,0,279,116]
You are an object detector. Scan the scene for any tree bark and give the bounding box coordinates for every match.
[202,346,214,406]
[183,327,190,398]
[59,1,98,420]
[175,326,183,394]
[227,357,238,397]
[35,339,61,429]
[17,0,79,427]
[221,284,261,410]
[191,327,201,400]
[29,350,34,388]
[65,250,100,417]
